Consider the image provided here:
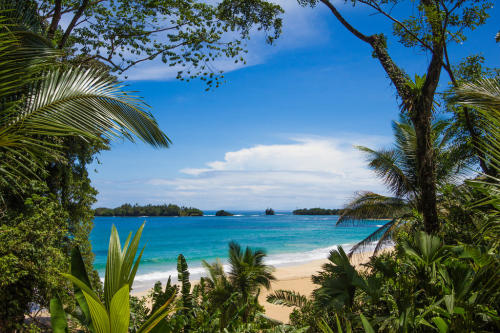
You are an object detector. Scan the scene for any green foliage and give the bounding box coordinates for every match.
[0,6,171,327]
[177,254,193,314]
[50,223,176,333]
[150,278,179,315]
[312,247,362,311]
[94,203,205,217]
[215,210,234,216]
[293,208,343,215]
[33,0,283,85]
[0,5,170,190]
[0,194,68,329]
[338,116,469,255]
[446,56,500,176]
[267,290,311,309]
[277,227,499,332]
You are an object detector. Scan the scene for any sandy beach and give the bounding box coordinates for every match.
[132,251,377,323]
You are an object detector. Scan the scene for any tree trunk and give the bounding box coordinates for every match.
[318,0,442,233]
[412,103,440,234]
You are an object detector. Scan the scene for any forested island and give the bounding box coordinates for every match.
[293,208,343,215]
[94,203,204,216]
[215,210,233,216]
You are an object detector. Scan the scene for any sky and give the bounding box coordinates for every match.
[89,1,499,210]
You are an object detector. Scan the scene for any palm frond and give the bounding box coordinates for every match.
[266,290,310,308]
[3,67,171,148]
[0,9,170,191]
[338,192,410,225]
[347,218,408,257]
[357,145,413,197]
[451,78,500,112]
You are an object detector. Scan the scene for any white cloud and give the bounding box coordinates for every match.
[95,135,391,209]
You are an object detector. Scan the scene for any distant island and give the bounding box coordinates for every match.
[293,208,343,215]
[94,203,203,217]
[265,208,275,215]
[215,210,234,216]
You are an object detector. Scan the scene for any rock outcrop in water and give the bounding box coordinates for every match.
[265,208,275,215]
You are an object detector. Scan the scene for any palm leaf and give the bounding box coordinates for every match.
[357,145,413,197]
[338,192,410,225]
[266,289,310,308]
[83,290,110,333]
[104,223,145,310]
[451,78,500,112]
[3,67,171,148]
[110,284,130,333]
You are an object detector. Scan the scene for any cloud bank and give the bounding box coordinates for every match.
[95,135,390,209]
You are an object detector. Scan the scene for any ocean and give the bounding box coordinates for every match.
[91,212,384,291]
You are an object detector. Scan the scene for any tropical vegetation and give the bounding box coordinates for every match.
[337,117,469,256]
[1,0,498,331]
[215,210,234,216]
[293,208,343,216]
[94,204,204,217]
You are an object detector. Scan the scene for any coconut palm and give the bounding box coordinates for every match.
[338,117,468,255]
[201,241,276,325]
[227,241,276,302]
[0,5,170,189]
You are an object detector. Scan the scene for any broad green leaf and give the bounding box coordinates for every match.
[110,284,130,333]
[49,297,68,333]
[360,314,375,333]
[71,247,93,287]
[432,317,449,333]
[444,294,454,314]
[71,247,92,324]
[104,225,123,310]
[63,274,101,304]
[83,290,110,333]
[122,222,145,286]
[128,245,145,289]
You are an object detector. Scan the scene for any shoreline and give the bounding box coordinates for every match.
[132,250,380,323]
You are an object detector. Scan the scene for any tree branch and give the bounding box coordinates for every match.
[319,0,372,43]
[421,0,444,98]
[319,0,410,100]
[47,0,62,40]
[58,0,90,49]
[94,41,189,73]
[358,0,434,53]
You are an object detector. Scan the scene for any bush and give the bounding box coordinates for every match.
[0,195,69,329]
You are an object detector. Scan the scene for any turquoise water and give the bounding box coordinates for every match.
[91,212,384,290]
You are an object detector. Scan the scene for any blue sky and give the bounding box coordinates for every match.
[90,1,499,210]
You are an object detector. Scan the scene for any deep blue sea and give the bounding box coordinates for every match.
[91,212,384,290]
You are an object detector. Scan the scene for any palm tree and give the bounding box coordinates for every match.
[0,6,170,189]
[227,241,276,302]
[338,117,468,255]
[202,241,276,324]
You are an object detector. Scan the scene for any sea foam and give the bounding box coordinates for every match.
[132,242,363,290]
